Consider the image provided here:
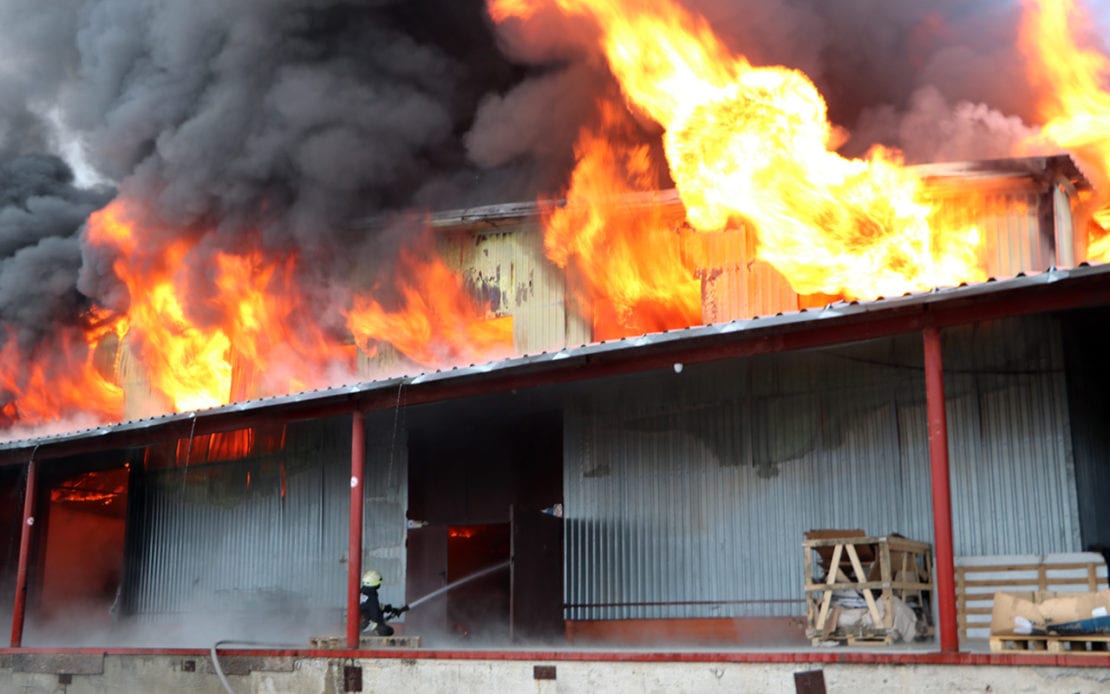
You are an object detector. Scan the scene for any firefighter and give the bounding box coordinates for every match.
[359,570,407,636]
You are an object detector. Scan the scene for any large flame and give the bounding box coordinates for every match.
[346,241,513,368]
[1019,0,1110,260]
[0,319,124,430]
[86,200,358,414]
[491,0,985,302]
[543,99,701,338]
[2,197,516,433]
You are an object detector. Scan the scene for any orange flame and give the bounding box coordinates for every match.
[492,0,985,303]
[0,322,124,429]
[543,99,700,338]
[346,240,513,369]
[4,194,514,432]
[85,199,358,415]
[1019,0,1110,260]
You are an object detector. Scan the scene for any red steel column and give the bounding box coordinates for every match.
[347,411,366,649]
[923,326,958,652]
[10,456,38,647]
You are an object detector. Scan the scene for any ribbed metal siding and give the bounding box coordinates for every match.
[362,412,408,610]
[942,318,1080,555]
[697,180,1062,324]
[694,226,799,322]
[441,225,591,354]
[564,315,1080,620]
[928,188,1054,279]
[127,413,408,623]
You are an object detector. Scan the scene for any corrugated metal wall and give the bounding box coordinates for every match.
[442,225,591,354]
[126,412,408,623]
[693,225,800,321]
[926,186,1055,279]
[695,174,1067,325]
[563,314,1081,620]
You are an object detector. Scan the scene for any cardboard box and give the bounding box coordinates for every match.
[991,590,1110,635]
[989,592,1044,635]
[1038,589,1110,627]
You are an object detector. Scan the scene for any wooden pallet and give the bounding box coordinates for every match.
[809,630,896,647]
[956,555,1108,642]
[308,635,421,649]
[990,633,1110,655]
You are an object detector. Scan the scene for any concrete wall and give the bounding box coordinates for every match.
[1,653,1108,693]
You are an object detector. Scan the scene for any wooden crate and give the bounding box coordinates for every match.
[803,533,934,646]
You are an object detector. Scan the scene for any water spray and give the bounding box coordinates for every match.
[406,559,511,610]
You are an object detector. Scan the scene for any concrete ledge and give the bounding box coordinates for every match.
[202,655,295,676]
[1,654,1109,693]
[0,653,105,675]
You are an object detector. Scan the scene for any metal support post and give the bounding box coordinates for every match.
[923,326,958,652]
[347,411,366,649]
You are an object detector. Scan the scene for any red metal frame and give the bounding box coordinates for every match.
[923,326,958,653]
[2,645,1106,667]
[9,457,38,647]
[347,411,366,649]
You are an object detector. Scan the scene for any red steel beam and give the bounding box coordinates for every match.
[9,456,38,647]
[347,411,366,649]
[923,326,958,653]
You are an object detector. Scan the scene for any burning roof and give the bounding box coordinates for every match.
[3,261,1110,460]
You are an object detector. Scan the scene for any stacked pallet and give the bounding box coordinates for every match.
[956,552,1108,642]
[990,633,1110,655]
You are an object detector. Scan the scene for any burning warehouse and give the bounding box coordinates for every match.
[2,0,1110,690]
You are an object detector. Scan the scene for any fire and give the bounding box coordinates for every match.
[346,240,514,369]
[85,199,359,414]
[0,321,124,429]
[543,99,701,338]
[3,194,515,433]
[492,0,985,303]
[87,202,231,412]
[1019,0,1110,260]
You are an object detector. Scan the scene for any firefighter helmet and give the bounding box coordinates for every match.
[361,570,383,588]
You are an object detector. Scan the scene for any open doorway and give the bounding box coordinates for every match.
[29,464,130,642]
[446,524,510,641]
[0,465,24,644]
[405,401,563,646]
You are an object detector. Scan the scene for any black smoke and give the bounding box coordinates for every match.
[0,154,113,348]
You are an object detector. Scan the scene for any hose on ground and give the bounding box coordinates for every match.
[210,639,300,694]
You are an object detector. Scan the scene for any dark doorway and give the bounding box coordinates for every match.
[30,464,130,641]
[447,524,510,642]
[0,465,24,644]
[405,399,563,646]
